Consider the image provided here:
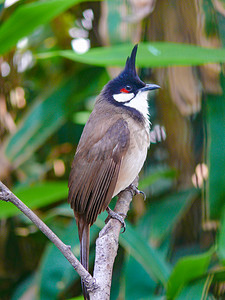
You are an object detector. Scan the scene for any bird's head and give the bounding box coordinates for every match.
[102,44,160,106]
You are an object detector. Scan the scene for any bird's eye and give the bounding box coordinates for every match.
[126,85,132,91]
[120,85,132,93]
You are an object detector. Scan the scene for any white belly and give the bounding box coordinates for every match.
[113,125,150,197]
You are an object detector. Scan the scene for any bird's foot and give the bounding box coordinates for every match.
[130,184,146,201]
[105,207,126,233]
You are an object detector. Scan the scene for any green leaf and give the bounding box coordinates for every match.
[120,222,171,286]
[211,267,225,282]
[139,189,198,243]
[38,220,98,300]
[167,249,214,299]
[36,42,225,67]
[43,203,74,220]
[68,297,84,300]
[72,111,91,125]
[124,255,157,299]
[176,277,213,300]
[0,0,95,55]
[0,181,68,219]
[139,168,177,191]
[216,2,225,47]
[217,208,225,263]
[5,77,76,166]
[202,0,218,36]
[38,220,79,300]
[95,214,171,287]
[204,74,225,219]
[5,67,106,168]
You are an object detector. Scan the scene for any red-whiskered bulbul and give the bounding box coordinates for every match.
[68,44,159,299]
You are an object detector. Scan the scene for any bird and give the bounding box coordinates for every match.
[68,44,160,299]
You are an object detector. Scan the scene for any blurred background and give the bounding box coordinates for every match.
[0,0,225,299]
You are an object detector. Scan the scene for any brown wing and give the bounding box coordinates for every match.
[68,118,130,226]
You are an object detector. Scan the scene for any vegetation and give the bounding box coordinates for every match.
[0,0,224,299]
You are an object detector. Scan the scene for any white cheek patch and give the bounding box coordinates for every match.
[113,92,134,102]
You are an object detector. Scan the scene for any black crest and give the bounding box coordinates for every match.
[103,44,145,97]
[123,44,138,77]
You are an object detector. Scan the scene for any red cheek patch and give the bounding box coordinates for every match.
[120,88,129,93]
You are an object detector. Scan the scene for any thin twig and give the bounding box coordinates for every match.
[0,181,98,293]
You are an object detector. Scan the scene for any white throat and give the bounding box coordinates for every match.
[124,91,150,129]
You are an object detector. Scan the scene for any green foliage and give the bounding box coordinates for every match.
[204,75,225,219]
[119,220,171,286]
[37,221,98,300]
[95,212,171,286]
[37,42,225,67]
[5,67,107,167]
[218,209,225,263]
[167,249,214,299]
[139,189,198,243]
[123,255,158,299]
[175,277,213,300]
[0,181,68,219]
[5,78,74,165]
[68,297,84,300]
[138,168,177,190]
[0,0,96,55]
[0,0,225,299]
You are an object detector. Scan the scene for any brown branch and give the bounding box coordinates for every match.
[0,181,98,293]
[90,177,138,300]
[0,177,137,299]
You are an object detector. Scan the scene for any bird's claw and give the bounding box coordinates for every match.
[130,184,146,201]
[105,207,126,233]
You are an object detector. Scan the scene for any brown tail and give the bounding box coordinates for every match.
[78,220,90,300]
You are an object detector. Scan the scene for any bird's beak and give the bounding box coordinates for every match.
[140,84,160,92]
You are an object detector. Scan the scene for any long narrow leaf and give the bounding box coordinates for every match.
[204,74,225,219]
[124,255,158,299]
[166,249,214,299]
[0,181,68,219]
[0,0,95,55]
[120,222,171,287]
[36,42,225,67]
[95,214,171,287]
[4,67,106,168]
[38,220,98,300]
[4,78,75,166]
[176,277,213,300]
[139,189,198,243]
[218,209,225,263]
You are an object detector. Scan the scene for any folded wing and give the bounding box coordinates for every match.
[68,118,130,225]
